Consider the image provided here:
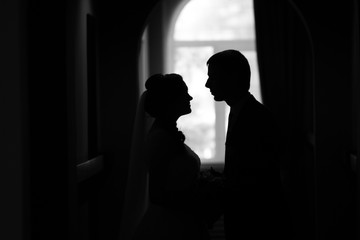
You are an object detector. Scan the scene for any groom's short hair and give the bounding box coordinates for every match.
[207,49,251,92]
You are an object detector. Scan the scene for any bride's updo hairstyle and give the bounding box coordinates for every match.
[144,73,186,146]
[144,73,184,118]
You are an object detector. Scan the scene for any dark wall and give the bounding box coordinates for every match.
[26,0,72,239]
[0,0,28,239]
[26,0,101,239]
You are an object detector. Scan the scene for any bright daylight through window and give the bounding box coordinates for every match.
[168,0,261,165]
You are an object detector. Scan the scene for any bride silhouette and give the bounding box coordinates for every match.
[124,73,222,240]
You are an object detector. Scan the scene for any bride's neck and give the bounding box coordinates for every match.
[153,118,185,143]
[154,118,177,130]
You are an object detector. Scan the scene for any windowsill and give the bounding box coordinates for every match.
[200,162,224,172]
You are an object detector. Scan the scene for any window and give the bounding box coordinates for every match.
[167,0,261,165]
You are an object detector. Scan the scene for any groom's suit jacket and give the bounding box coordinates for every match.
[224,94,289,239]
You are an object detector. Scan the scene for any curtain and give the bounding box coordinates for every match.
[253,0,315,238]
[254,0,314,129]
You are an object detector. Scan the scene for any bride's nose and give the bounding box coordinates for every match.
[188,93,193,101]
[205,78,211,88]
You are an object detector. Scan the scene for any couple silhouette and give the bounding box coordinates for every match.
[132,49,291,240]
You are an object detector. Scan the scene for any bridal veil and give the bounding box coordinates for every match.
[119,91,154,240]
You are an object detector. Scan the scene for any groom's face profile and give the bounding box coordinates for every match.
[206,63,227,102]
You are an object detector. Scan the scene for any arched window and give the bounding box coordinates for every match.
[166,0,261,166]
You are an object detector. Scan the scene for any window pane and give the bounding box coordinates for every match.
[174,47,216,161]
[174,0,255,41]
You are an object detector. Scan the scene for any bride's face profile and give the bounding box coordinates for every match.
[145,73,193,121]
[170,80,193,118]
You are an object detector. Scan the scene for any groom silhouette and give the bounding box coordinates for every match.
[205,50,290,240]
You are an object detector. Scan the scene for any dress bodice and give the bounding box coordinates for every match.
[134,124,210,240]
[145,127,201,209]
